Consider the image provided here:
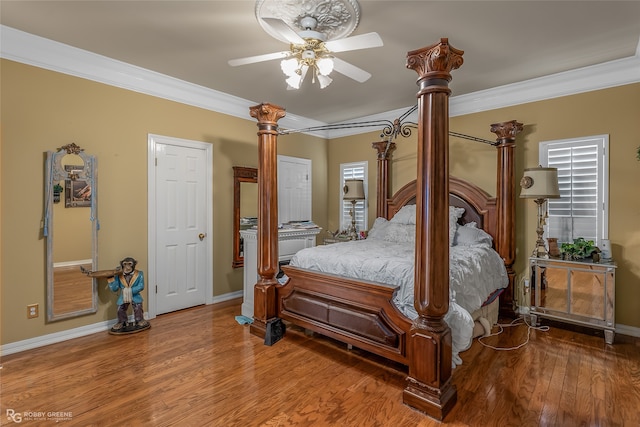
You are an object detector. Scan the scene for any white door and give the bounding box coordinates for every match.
[277,155,312,223]
[148,135,213,316]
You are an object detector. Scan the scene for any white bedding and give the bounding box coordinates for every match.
[288,236,508,366]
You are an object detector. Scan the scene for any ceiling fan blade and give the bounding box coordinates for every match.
[228,51,290,67]
[332,57,372,83]
[324,32,383,53]
[261,17,306,45]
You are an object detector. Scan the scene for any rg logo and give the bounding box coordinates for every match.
[6,409,22,423]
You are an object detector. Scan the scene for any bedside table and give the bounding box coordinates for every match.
[529,256,616,344]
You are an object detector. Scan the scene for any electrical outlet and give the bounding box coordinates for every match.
[523,279,530,294]
[27,303,39,319]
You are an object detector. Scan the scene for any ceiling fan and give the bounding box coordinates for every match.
[228,15,383,89]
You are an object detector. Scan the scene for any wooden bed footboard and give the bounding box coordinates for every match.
[278,265,412,365]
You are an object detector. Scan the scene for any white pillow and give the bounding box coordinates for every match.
[367,217,415,243]
[454,222,493,246]
[385,205,463,245]
[367,217,389,240]
[449,206,465,246]
[389,204,416,224]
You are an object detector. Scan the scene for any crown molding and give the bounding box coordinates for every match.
[2,25,639,140]
[0,25,329,138]
[328,54,640,139]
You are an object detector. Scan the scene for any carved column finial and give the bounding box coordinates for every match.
[250,103,286,128]
[406,38,464,84]
[490,120,523,140]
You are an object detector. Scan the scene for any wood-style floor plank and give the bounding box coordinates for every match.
[2,299,639,426]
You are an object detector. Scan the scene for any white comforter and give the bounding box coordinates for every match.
[288,238,508,366]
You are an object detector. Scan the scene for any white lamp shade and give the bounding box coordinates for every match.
[316,57,334,76]
[317,74,333,88]
[343,179,365,200]
[281,58,299,76]
[520,167,561,199]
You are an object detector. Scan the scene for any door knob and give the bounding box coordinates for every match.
[198,233,206,241]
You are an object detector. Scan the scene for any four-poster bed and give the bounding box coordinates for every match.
[248,39,522,420]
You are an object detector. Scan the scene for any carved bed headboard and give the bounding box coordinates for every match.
[384,176,497,240]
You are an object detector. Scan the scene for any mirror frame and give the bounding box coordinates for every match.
[232,166,258,268]
[44,143,99,321]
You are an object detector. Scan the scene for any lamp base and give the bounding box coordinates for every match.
[532,198,549,258]
[347,200,358,240]
[532,245,550,259]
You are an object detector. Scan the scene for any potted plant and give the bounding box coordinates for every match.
[560,237,600,261]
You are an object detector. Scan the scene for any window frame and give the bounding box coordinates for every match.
[539,134,609,246]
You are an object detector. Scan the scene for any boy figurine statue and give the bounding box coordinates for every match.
[107,257,150,334]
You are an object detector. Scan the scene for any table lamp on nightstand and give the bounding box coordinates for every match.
[343,179,365,240]
[520,166,561,258]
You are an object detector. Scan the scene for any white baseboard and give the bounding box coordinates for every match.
[1,291,244,357]
[515,304,640,339]
[614,324,640,339]
[1,320,115,356]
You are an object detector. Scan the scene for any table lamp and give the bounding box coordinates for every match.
[343,179,365,240]
[520,166,561,258]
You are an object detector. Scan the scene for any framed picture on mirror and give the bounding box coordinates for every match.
[65,179,92,207]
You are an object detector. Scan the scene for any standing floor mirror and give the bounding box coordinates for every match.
[44,143,99,321]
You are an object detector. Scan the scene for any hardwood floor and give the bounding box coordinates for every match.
[2,300,639,426]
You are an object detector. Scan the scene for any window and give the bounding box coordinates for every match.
[540,135,609,246]
[340,162,368,232]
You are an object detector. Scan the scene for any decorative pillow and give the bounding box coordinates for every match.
[383,205,463,245]
[367,217,389,240]
[449,206,465,246]
[389,204,416,224]
[383,223,416,243]
[367,217,415,243]
[454,222,493,246]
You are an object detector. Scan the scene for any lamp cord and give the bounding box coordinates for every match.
[477,315,549,351]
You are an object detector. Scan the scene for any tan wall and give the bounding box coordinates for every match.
[0,60,328,344]
[329,83,640,329]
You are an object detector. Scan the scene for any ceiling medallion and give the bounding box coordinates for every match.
[255,0,361,42]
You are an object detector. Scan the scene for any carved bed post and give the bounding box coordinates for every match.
[372,141,396,218]
[249,103,286,339]
[490,120,523,318]
[403,39,463,420]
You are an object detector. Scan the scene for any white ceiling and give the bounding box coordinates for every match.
[2,1,639,124]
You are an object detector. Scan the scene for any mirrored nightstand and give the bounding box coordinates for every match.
[529,256,616,344]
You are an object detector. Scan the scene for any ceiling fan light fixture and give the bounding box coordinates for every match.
[316,57,334,76]
[285,74,302,89]
[285,64,309,89]
[280,57,299,76]
[317,73,333,89]
[237,1,379,91]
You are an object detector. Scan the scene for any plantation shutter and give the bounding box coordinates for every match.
[540,135,608,246]
[340,162,368,232]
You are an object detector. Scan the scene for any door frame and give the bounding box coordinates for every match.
[147,134,214,319]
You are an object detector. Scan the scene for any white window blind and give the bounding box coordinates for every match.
[340,162,368,232]
[540,135,608,246]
